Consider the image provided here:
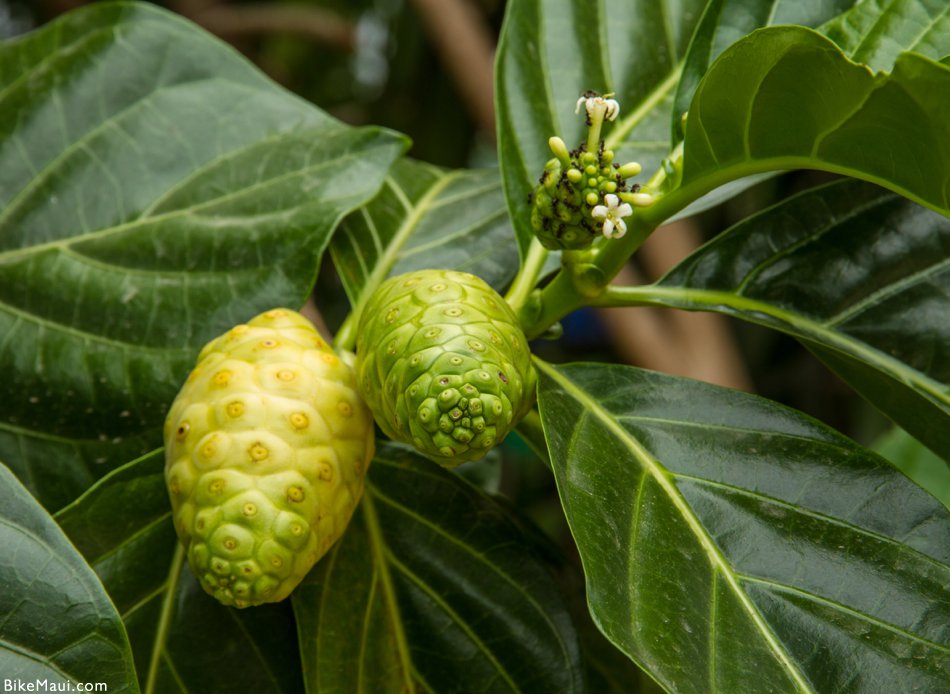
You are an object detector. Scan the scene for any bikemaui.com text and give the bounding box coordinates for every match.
[4,680,107,692]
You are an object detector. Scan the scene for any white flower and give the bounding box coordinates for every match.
[575,93,620,121]
[591,193,633,239]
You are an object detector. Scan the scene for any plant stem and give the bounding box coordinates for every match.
[333,310,358,352]
[515,408,551,469]
[505,237,549,314]
[145,543,185,694]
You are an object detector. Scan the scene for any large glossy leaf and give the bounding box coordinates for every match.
[671,0,858,142]
[294,443,584,693]
[496,0,707,254]
[0,2,406,509]
[622,178,950,462]
[55,451,303,694]
[330,158,518,342]
[678,26,950,217]
[536,360,950,693]
[0,462,138,692]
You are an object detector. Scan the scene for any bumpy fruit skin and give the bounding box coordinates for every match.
[356,270,536,467]
[163,308,374,608]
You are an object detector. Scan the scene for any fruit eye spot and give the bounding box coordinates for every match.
[223,537,237,550]
[290,524,303,536]
[249,444,269,461]
[431,283,447,292]
[439,377,450,385]
[196,519,206,530]
[290,413,309,429]
[321,353,337,365]
[212,370,232,386]
[287,485,305,502]
[209,479,225,493]
[318,464,333,482]
[226,402,245,417]
[176,422,190,439]
[277,369,296,382]
[271,555,283,568]
[261,339,279,349]
[338,401,353,417]
[468,340,484,352]
[201,442,218,458]
[444,307,463,317]
[169,477,180,495]
[449,356,463,365]
[231,325,249,335]
[385,308,400,323]
[386,340,398,355]
[242,503,257,516]
[425,328,442,339]
[498,372,509,384]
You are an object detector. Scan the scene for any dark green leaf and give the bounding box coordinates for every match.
[537,360,950,693]
[873,428,950,508]
[294,443,583,693]
[0,2,407,509]
[0,461,138,692]
[642,178,950,461]
[679,26,950,217]
[331,158,518,334]
[822,0,950,71]
[496,0,707,254]
[55,451,303,694]
[672,0,857,141]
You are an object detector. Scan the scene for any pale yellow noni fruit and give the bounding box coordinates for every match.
[163,308,374,607]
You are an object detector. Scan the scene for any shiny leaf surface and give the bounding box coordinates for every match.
[294,443,583,693]
[55,451,303,694]
[0,462,138,692]
[537,360,950,693]
[496,0,707,254]
[331,158,518,333]
[643,178,950,461]
[680,26,950,217]
[672,0,857,141]
[0,3,406,509]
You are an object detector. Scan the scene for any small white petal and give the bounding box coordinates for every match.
[602,219,615,237]
[603,193,619,208]
[575,97,587,114]
[604,99,620,120]
[591,205,608,220]
[616,203,633,218]
[614,218,628,236]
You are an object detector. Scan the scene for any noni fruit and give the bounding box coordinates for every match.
[356,270,536,467]
[164,308,374,607]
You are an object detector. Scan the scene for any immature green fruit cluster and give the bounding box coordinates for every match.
[356,270,536,468]
[164,308,374,608]
[529,141,641,250]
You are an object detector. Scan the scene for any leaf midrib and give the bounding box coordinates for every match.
[537,358,815,693]
[631,285,949,409]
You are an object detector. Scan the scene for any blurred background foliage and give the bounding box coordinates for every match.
[6,0,946,551]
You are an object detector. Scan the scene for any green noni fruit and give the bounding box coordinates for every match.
[356,270,536,467]
[164,308,374,607]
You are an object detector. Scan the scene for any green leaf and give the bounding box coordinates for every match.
[679,26,950,217]
[293,443,583,693]
[331,159,518,332]
[632,178,950,462]
[0,2,406,509]
[873,428,950,508]
[822,0,950,71]
[536,360,950,693]
[55,451,304,694]
[496,0,708,254]
[0,461,138,692]
[672,0,858,142]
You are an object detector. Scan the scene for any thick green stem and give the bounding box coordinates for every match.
[333,310,358,353]
[505,237,549,314]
